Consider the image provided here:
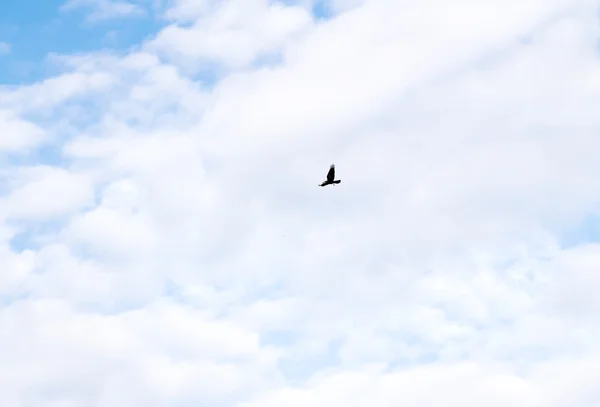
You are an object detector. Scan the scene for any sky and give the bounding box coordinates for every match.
[1,0,600,405]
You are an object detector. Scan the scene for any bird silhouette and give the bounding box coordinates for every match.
[319,164,341,187]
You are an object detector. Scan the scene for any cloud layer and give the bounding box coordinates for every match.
[1,0,600,405]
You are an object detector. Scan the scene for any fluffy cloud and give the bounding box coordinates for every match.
[152,0,313,70]
[0,111,45,151]
[1,166,94,220]
[2,0,600,405]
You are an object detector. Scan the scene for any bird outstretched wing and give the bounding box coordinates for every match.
[326,164,335,183]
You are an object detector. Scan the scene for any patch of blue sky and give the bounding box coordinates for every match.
[279,337,342,383]
[9,218,66,252]
[312,0,334,20]
[3,144,64,170]
[0,0,165,85]
[252,51,283,70]
[5,98,108,168]
[0,292,30,308]
[561,214,600,249]
[261,330,298,348]
[274,0,334,20]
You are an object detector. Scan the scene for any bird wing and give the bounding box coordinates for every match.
[327,165,335,182]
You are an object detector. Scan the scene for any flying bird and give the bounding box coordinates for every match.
[319,164,341,187]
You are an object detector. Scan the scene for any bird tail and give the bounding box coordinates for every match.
[333,180,341,184]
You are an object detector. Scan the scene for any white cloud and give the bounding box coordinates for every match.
[0,298,281,405]
[0,70,114,113]
[0,110,45,151]
[2,0,600,405]
[238,358,600,407]
[1,166,95,221]
[151,0,313,70]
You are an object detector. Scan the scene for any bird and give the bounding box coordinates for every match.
[319,164,341,187]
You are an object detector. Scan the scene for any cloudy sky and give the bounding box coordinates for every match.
[1,0,600,405]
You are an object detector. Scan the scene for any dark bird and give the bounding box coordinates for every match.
[319,164,341,187]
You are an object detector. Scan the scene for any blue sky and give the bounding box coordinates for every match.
[0,0,163,84]
[0,0,333,85]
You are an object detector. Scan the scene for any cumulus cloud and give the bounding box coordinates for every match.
[1,166,94,221]
[152,0,313,70]
[0,111,45,151]
[2,0,600,405]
